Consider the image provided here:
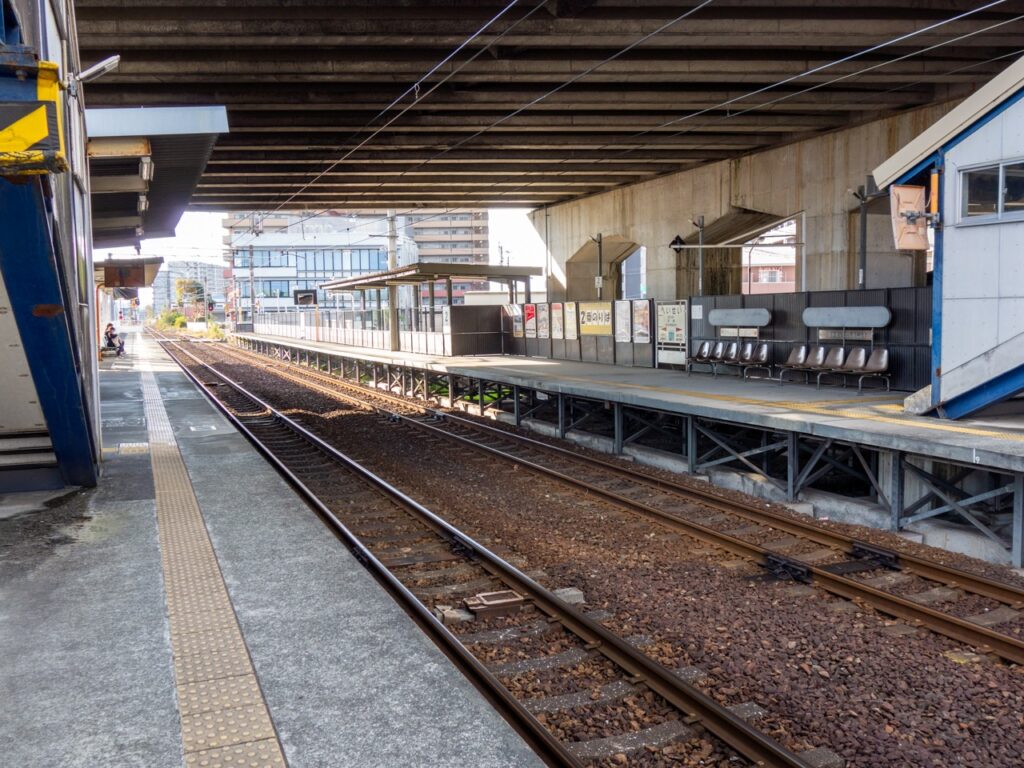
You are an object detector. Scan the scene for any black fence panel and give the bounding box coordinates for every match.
[690,287,931,392]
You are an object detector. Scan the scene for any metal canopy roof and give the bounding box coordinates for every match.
[322,262,542,292]
[73,0,1024,211]
[87,106,229,248]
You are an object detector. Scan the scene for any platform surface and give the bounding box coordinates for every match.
[0,333,543,768]
[240,332,1024,473]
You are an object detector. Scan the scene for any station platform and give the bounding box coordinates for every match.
[237,333,1024,474]
[0,332,543,768]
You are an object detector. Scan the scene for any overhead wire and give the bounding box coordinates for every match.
[226,0,717,245]
[231,1,1018,241]
[227,0,533,246]
[497,5,1024,201]
[265,0,552,214]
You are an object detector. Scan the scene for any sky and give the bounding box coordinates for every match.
[96,209,548,305]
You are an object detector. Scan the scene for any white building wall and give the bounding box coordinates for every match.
[940,96,1024,402]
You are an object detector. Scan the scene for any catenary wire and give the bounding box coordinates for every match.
[227,2,1015,242]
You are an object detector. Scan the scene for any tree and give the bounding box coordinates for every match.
[175,278,204,307]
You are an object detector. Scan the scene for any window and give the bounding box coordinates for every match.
[759,268,783,283]
[960,160,1024,220]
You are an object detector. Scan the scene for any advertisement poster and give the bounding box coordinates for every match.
[508,304,524,338]
[657,302,687,342]
[564,302,578,340]
[537,303,550,339]
[551,302,564,339]
[524,303,537,338]
[632,300,651,343]
[578,302,613,335]
[614,300,632,342]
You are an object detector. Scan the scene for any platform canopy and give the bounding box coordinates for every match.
[86,106,228,248]
[94,256,164,299]
[74,0,1024,210]
[321,262,542,293]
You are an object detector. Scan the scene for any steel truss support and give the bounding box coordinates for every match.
[236,338,1024,566]
[691,420,789,493]
[619,409,684,453]
[900,463,1015,548]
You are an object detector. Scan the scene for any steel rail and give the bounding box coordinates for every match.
[156,333,812,768]
[224,341,1024,609]
[213,340,1024,664]
[152,334,581,768]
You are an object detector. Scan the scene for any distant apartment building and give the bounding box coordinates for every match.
[222,213,414,319]
[223,210,490,316]
[408,210,490,303]
[740,219,798,294]
[152,260,229,316]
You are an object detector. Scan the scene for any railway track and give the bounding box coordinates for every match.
[155,331,815,768]
[206,335,1024,666]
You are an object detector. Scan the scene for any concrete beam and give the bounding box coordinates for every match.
[93,215,142,230]
[91,175,148,193]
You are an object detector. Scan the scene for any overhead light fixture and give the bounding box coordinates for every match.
[137,194,149,213]
[79,55,121,84]
[65,55,121,96]
[669,234,686,254]
[139,156,155,181]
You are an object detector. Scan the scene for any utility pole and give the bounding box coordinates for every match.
[387,209,399,351]
[693,215,705,296]
[248,244,255,325]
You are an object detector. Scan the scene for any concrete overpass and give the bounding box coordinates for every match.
[75,0,1024,211]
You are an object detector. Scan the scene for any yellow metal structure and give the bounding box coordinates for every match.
[0,61,67,174]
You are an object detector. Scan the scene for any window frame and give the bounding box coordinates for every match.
[957,157,1024,225]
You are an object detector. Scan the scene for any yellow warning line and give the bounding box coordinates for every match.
[141,372,287,768]
[548,373,1024,443]
[244,334,1024,445]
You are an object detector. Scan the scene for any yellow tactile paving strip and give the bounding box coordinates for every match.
[141,372,287,768]
[243,334,1024,444]
[546,372,1024,443]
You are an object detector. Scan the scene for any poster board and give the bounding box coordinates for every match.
[614,300,632,342]
[524,303,537,338]
[632,300,651,343]
[656,301,688,365]
[578,301,613,336]
[508,304,524,338]
[551,302,564,339]
[537,303,550,339]
[564,302,579,340]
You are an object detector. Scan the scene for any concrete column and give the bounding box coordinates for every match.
[613,403,624,454]
[445,277,453,306]
[1014,474,1023,568]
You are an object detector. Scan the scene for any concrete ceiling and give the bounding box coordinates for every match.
[75,0,1024,211]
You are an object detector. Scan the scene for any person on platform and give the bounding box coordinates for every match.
[104,323,125,356]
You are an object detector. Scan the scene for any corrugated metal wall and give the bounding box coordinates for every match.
[689,287,931,392]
